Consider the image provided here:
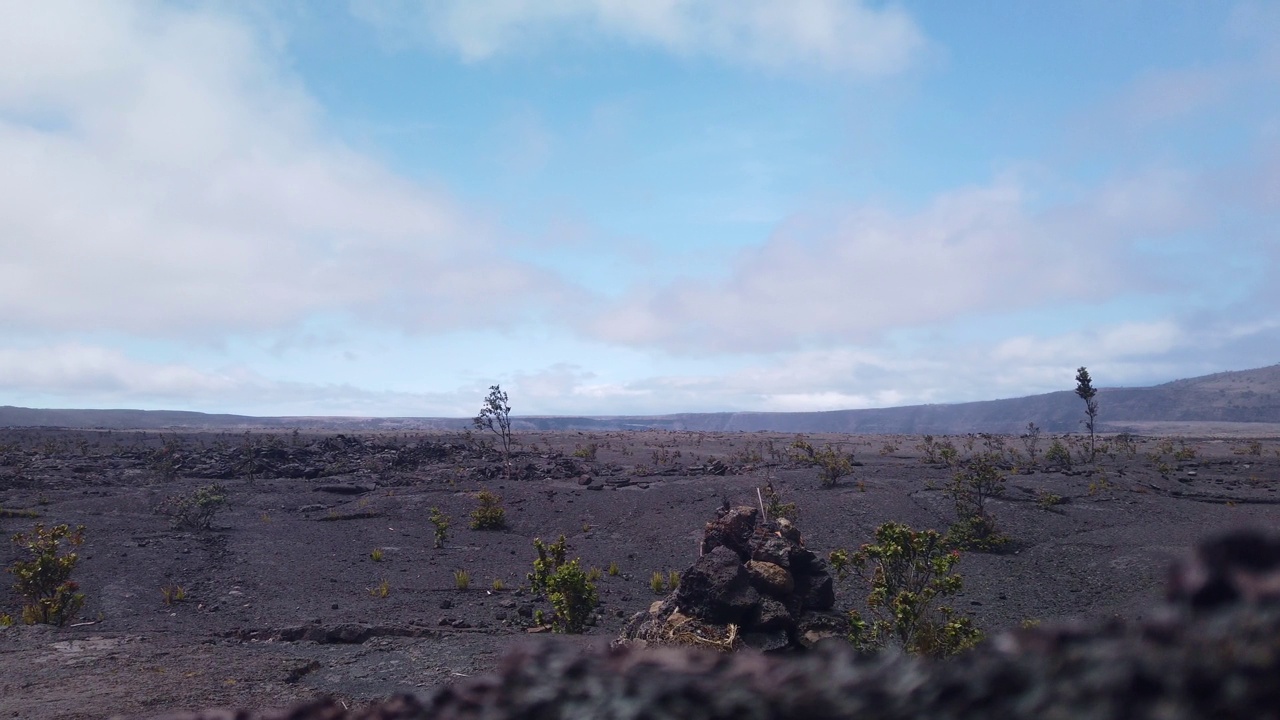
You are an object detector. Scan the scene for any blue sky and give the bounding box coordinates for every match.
[1,1,1278,417]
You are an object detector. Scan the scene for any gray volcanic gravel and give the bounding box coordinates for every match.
[0,428,1277,718]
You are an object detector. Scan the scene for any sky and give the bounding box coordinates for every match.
[1,1,1278,418]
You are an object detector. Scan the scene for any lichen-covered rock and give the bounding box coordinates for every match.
[745,560,794,597]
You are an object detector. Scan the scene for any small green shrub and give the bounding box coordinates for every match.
[527,536,598,633]
[370,579,391,598]
[157,484,227,530]
[1036,490,1065,510]
[370,547,385,562]
[917,435,940,463]
[469,491,506,530]
[572,444,598,461]
[1087,473,1114,496]
[1113,433,1140,458]
[650,571,665,594]
[945,513,1010,552]
[1044,439,1071,469]
[1235,440,1263,456]
[790,438,855,488]
[546,559,597,633]
[7,524,86,626]
[831,522,982,657]
[937,441,959,468]
[760,483,798,522]
[149,438,183,481]
[161,584,187,605]
[943,453,1010,551]
[607,561,620,576]
[1021,423,1041,465]
[491,578,506,591]
[454,569,471,591]
[586,566,603,582]
[429,507,451,548]
[529,535,569,595]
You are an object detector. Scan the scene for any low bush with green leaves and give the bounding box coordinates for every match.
[760,483,798,522]
[7,523,86,626]
[1044,438,1072,469]
[469,490,506,530]
[528,535,598,634]
[429,507,451,548]
[1036,490,1065,510]
[830,522,982,657]
[943,453,1010,551]
[790,438,855,488]
[917,435,939,463]
[157,484,227,530]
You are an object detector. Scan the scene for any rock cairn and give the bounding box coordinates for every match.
[616,505,848,653]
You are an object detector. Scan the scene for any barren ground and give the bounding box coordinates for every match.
[1,428,1278,719]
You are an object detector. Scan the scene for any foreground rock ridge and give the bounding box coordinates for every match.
[150,528,1280,720]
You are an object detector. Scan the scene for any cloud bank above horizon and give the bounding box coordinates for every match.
[1,1,1277,417]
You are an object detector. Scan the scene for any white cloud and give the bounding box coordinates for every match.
[0,1,578,339]
[586,169,1209,354]
[0,343,244,401]
[993,321,1186,367]
[0,342,486,416]
[349,0,925,75]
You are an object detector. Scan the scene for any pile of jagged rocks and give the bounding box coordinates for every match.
[616,505,848,653]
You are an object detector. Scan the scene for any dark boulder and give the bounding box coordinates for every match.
[700,506,758,561]
[675,546,760,625]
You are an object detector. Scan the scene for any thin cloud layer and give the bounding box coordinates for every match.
[587,168,1216,355]
[0,342,485,416]
[350,0,925,75]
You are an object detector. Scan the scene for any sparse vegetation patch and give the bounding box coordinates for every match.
[7,523,86,626]
[831,522,982,657]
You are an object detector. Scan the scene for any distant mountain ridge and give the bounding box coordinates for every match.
[3,363,1279,435]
